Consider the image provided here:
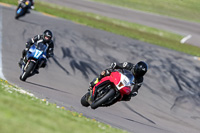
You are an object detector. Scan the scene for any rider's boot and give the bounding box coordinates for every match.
[89,73,106,90]
[89,77,99,91]
[26,9,30,13]
[18,49,27,68]
[34,67,39,74]
[18,58,23,68]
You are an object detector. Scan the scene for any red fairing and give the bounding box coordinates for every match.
[109,71,121,85]
[92,72,121,96]
[119,86,131,100]
[93,76,109,96]
[92,71,131,100]
[110,72,131,98]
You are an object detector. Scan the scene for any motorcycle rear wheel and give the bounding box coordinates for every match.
[91,89,115,109]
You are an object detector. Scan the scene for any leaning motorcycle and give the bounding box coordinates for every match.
[15,0,31,19]
[81,69,134,109]
[19,42,47,81]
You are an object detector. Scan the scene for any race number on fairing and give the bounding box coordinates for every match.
[116,74,131,90]
[34,50,43,59]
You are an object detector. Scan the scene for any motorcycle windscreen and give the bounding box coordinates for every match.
[122,70,135,84]
[27,43,47,59]
[113,70,134,89]
[36,43,48,52]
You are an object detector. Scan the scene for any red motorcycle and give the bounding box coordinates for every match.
[81,69,134,109]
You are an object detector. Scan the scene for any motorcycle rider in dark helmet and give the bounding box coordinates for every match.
[18,30,54,73]
[89,61,148,103]
[17,0,34,12]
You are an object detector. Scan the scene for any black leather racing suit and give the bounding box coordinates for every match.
[17,0,34,11]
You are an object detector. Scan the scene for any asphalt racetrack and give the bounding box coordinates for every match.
[40,0,200,47]
[1,4,200,133]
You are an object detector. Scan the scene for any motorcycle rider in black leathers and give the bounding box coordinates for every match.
[17,0,34,12]
[89,61,148,104]
[18,30,54,73]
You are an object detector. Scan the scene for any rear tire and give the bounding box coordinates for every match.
[81,92,90,107]
[20,61,35,81]
[91,89,115,109]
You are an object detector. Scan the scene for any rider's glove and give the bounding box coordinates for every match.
[47,52,54,58]
[25,42,31,48]
[110,62,117,69]
[105,69,111,75]
[42,55,47,59]
[25,48,28,51]
[131,92,138,97]
[101,69,112,76]
[31,6,34,9]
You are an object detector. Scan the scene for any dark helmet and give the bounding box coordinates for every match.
[132,61,148,77]
[43,30,53,43]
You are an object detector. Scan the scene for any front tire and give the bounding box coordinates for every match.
[15,10,21,19]
[20,61,35,81]
[15,15,19,19]
[91,89,115,109]
[81,92,90,107]
[15,8,25,19]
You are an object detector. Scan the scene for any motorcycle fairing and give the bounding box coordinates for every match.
[26,43,47,61]
[92,71,132,101]
[17,8,22,14]
[91,80,110,102]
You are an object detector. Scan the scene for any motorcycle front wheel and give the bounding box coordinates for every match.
[15,8,25,19]
[20,61,35,81]
[81,92,90,107]
[91,89,115,109]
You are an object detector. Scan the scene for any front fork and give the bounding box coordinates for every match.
[23,60,37,73]
[89,84,119,105]
[38,60,45,68]
[23,60,30,71]
[87,90,93,105]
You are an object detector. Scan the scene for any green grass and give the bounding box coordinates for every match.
[91,0,200,23]
[0,0,200,57]
[0,79,127,133]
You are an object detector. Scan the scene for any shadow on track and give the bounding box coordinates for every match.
[51,56,70,75]
[16,19,41,26]
[121,117,167,131]
[60,47,99,79]
[122,102,156,125]
[25,81,72,94]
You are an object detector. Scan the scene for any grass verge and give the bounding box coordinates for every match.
[91,0,200,23]
[0,79,127,133]
[0,0,200,56]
